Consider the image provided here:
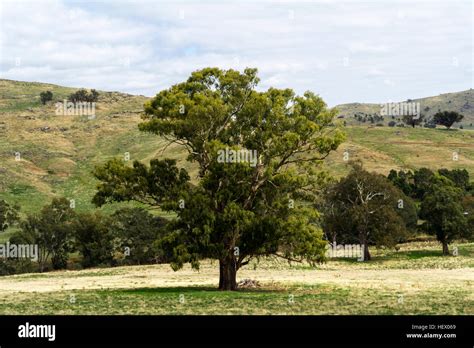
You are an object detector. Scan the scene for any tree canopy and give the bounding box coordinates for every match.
[419,175,469,255]
[432,111,464,129]
[93,67,345,290]
[322,163,417,260]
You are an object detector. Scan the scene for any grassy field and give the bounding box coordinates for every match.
[0,241,472,315]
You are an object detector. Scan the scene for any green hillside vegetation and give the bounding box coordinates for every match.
[0,79,473,216]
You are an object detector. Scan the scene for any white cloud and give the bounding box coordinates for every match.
[0,0,472,106]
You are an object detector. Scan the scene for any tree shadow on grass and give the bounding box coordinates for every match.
[331,248,443,264]
[394,249,444,259]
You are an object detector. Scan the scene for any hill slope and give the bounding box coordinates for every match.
[0,79,473,216]
[336,89,474,127]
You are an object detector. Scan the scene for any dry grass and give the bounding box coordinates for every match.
[0,242,472,315]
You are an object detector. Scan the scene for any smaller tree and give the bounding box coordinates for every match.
[402,114,424,128]
[413,168,435,199]
[432,111,464,129]
[387,169,414,197]
[40,91,53,105]
[323,163,417,261]
[419,177,468,255]
[111,208,168,265]
[14,198,75,271]
[438,168,470,192]
[68,89,99,103]
[72,212,115,268]
[90,89,99,102]
[0,200,19,232]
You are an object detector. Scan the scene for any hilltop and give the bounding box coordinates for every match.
[335,89,474,127]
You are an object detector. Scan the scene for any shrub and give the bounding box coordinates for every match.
[72,212,115,268]
[0,259,37,276]
[68,89,99,103]
[111,208,169,265]
[40,91,53,105]
[13,198,75,271]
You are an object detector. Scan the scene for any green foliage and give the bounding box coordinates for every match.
[72,212,115,268]
[39,90,53,105]
[413,168,435,199]
[0,200,19,232]
[68,89,99,103]
[94,67,345,289]
[323,163,417,260]
[438,168,471,192]
[433,111,464,129]
[387,169,415,197]
[92,158,190,207]
[402,114,424,128]
[111,207,168,265]
[419,177,469,254]
[13,198,75,271]
[388,168,471,200]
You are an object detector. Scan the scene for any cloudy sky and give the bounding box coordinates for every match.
[0,0,472,106]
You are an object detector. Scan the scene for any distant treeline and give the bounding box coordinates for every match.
[39,89,99,105]
[1,165,472,275]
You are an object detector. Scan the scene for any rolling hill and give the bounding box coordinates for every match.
[0,79,473,218]
[335,89,474,127]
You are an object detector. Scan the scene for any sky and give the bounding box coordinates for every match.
[0,0,472,106]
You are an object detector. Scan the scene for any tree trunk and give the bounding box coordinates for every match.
[218,258,237,291]
[442,241,449,256]
[363,243,371,261]
[359,232,371,261]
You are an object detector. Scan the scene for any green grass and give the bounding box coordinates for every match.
[0,283,471,315]
[0,241,472,315]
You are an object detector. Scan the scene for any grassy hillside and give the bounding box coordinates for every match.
[0,79,473,217]
[336,89,474,128]
[0,79,194,217]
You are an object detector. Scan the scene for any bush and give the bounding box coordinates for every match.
[111,208,168,265]
[68,89,99,103]
[40,91,53,105]
[388,121,396,127]
[72,212,115,268]
[0,200,19,232]
[0,258,37,276]
[14,198,75,272]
